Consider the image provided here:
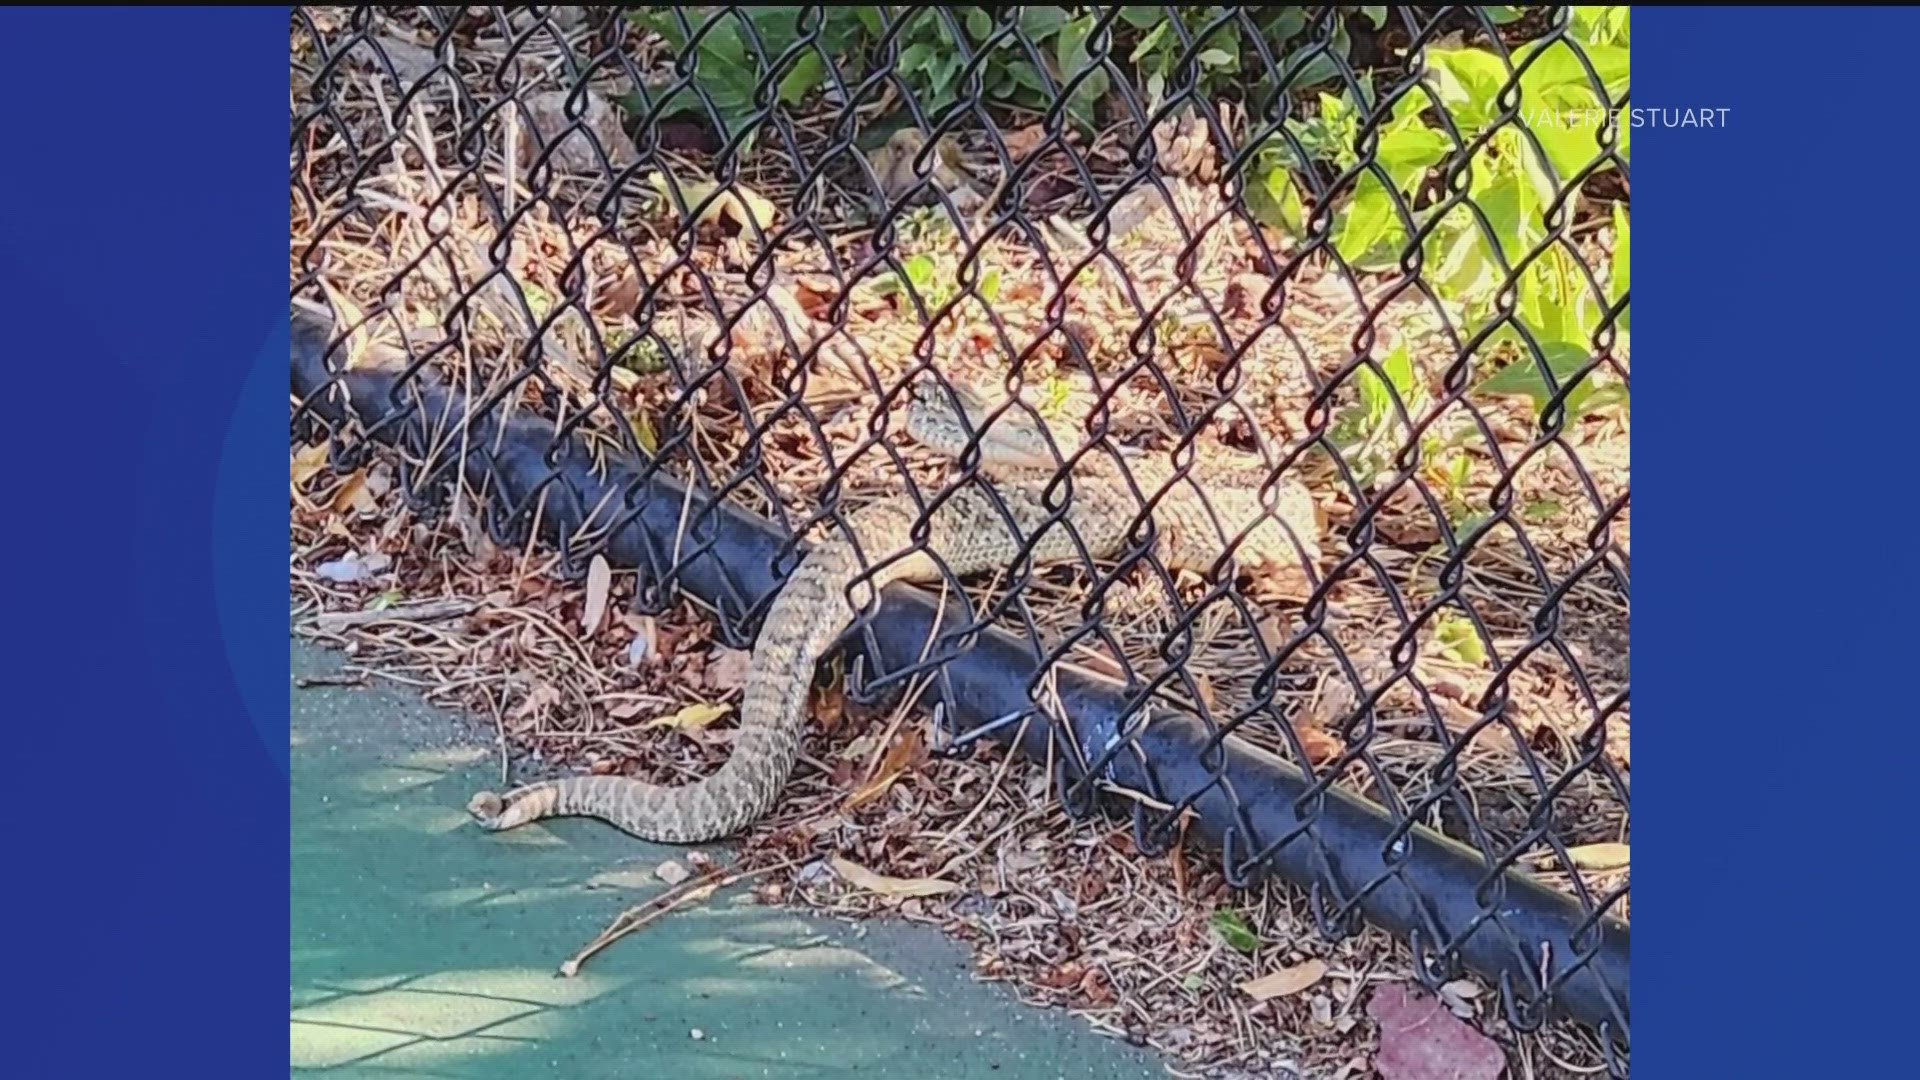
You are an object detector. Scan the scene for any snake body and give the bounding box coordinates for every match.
[467,380,1322,844]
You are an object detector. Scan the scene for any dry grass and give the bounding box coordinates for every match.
[291,9,1629,1078]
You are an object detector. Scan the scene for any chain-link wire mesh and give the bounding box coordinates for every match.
[292,5,1628,1073]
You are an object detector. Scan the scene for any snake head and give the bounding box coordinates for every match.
[466,790,506,824]
[906,377,1061,470]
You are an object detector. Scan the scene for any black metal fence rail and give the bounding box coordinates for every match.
[292,4,1630,1069]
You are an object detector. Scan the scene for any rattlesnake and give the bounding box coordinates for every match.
[466,379,1323,843]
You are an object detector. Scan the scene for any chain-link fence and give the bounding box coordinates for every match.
[292,6,1628,1074]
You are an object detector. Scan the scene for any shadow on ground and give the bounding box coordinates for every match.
[291,641,1168,1079]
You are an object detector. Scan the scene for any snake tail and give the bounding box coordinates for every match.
[466,519,907,844]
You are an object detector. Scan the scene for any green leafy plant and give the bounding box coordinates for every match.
[613,334,669,376]
[1406,35,1630,385]
[629,6,1388,147]
[867,251,1003,312]
[867,252,941,303]
[1432,610,1487,666]
[625,7,1629,426]
[1252,6,1384,98]
[1467,203,1629,418]
[521,283,554,323]
[886,7,1114,128]
[1120,6,1243,109]
[1326,340,1483,522]
[1522,498,1562,523]
[1249,15,1629,425]
[630,7,871,150]
[1331,341,1425,489]
[1417,427,1497,533]
[1571,5,1630,48]
[1036,372,1075,419]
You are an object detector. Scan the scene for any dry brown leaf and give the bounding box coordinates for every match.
[1295,722,1346,767]
[812,681,847,732]
[1078,966,1116,1007]
[1002,123,1047,158]
[705,646,752,691]
[329,470,377,515]
[829,857,958,898]
[844,727,926,811]
[644,701,731,732]
[605,694,662,721]
[1254,610,1289,652]
[582,554,612,637]
[838,732,879,762]
[291,443,330,488]
[1238,959,1329,1002]
[790,273,840,319]
[1331,1056,1371,1080]
[510,684,561,723]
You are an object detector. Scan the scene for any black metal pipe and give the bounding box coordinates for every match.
[290,309,1627,1047]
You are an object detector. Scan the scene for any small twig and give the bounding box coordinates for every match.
[313,597,480,631]
[935,712,1030,851]
[294,674,369,689]
[483,687,511,789]
[853,576,954,792]
[560,857,800,977]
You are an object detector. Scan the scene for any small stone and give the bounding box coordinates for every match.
[625,632,653,668]
[655,860,690,886]
[315,556,370,583]
[689,1028,704,1041]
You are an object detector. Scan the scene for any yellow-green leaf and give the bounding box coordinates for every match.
[626,405,659,454]
[291,442,330,487]
[646,171,776,231]
[1564,843,1630,872]
[1210,910,1261,954]
[644,701,732,732]
[1434,612,1487,667]
[1611,203,1630,333]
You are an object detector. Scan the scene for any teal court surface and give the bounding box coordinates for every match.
[291,640,1170,1078]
